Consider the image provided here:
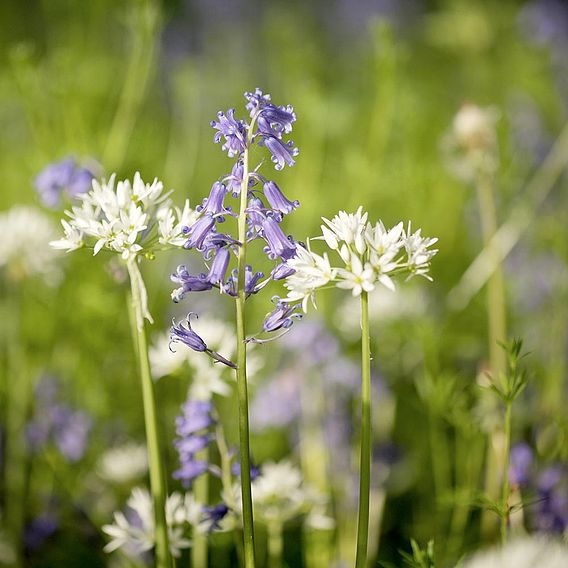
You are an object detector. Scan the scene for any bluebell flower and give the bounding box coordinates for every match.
[261,136,299,170]
[34,157,95,208]
[257,104,296,136]
[534,465,568,534]
[170,314,208,352]
[24,513,58,551]
[270,262,294,281]
[261,216,297,260]
[197,182,231,219]
[207,247,231,285]
[262,297,302,333]
[263,181,299,215]
[170,314,237,368]
[171,266,213,302]
[52,408,92,462]
[173,399,215,488]
[223,266,264,298]
[508,442,534,487]
[231,459,261,481]
[183,213,217,250]
[201,503,229,532]
[210,109,248,158]
[224,161,256,197]
[244,88,272,116]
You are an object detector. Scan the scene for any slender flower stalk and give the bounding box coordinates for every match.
[127,261,171,568]
[355,290,371,568]
[235,121,256,568]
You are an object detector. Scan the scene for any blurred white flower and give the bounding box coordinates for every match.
[462,537,568,568]
[98,443,148,484]
[102,487,201,559]
[442,103,500,181]
[0,206,62,284]
[231,460,332,526]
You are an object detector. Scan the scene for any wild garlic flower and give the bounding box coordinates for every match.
[50,172,196,260]
[102,487,202,559]
[0,206,62,284]
[283,207,438,311]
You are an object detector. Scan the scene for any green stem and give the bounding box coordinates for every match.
[235,133,256,568]
[127,267,171,568]
[501,402,512,546]
[268,520,284,568]
[355,291,371,568]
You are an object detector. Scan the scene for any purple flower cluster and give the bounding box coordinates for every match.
[34,157,95,208]
[26,376,92,463]
[170,89,303,350]
[507,442,568,534]
[173,399,215,488]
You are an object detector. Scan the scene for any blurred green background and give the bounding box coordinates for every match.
[1,0,567,566]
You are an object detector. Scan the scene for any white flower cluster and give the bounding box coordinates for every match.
[0,206,62,284]
[232,460,333,527]
[50,172,198,260]
[150,316,263,399]
[284,207,438,311]
[102,487,202,559]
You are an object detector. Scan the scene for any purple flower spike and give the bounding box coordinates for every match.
[262,297,302,333]
[508,442,534,486]
[223,265,264,298]
[261,216,297,260]
[171,265,213,302]
[263,181,299,215]
[183,214,216,250]
[262,136,299,170]
[197,182,230,217]
[211,109,248,158]
[207,247,231,285]
[170,314,208,353]
[173,460,209,486]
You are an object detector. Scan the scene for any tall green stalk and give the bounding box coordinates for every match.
[500,401,512,545]
[127,264,171,568]
[355,290,372,568]
[235,134,256,568]
[191,451,209,568]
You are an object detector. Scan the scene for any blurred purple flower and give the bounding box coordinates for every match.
[201,503,229,532]
[34,157,95,208]
[534,465,568,534]
[24,513,58,551]
[173,399,215,488]
[508,442,534,487]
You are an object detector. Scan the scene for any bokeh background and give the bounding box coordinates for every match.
[1,0,567,566]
